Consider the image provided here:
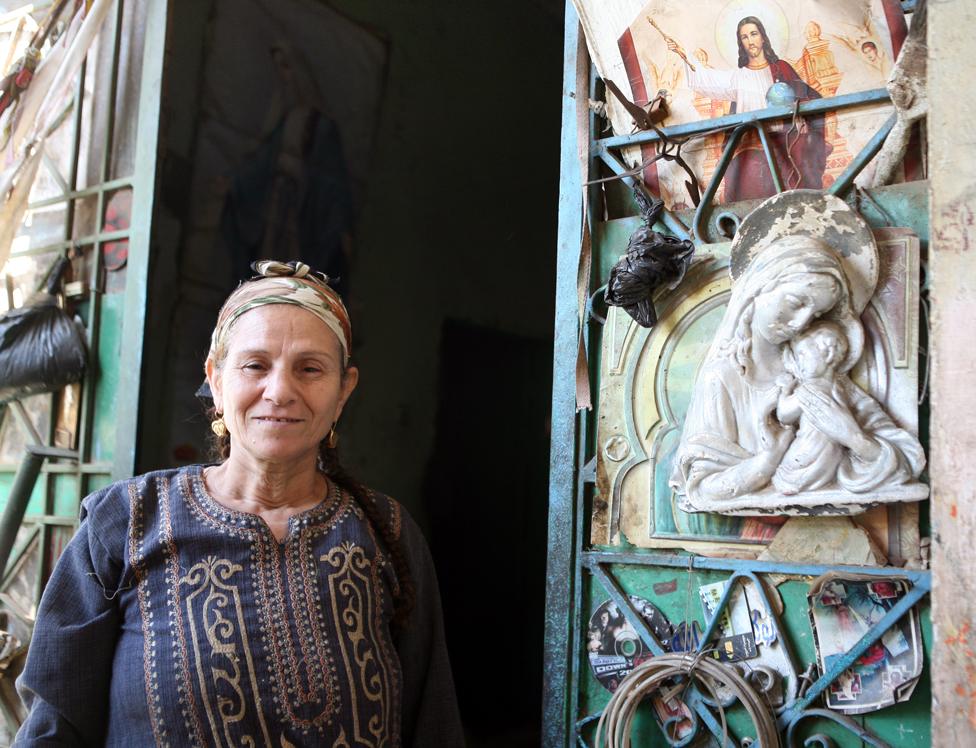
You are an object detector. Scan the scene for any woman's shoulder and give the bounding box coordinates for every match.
[351,486,433,559]
[71,466,191,565]
[355,486,412,544]
[79,466,199,532]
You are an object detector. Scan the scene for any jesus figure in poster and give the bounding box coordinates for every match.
[597,0,908,209]
[665,15,830,202]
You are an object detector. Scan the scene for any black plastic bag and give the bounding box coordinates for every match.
[604,189,695,328]
[0,257,87,404]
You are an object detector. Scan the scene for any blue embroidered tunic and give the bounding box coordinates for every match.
[14,466,463,747]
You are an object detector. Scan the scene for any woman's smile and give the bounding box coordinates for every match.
[207,304,357,466]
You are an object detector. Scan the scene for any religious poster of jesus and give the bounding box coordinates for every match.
[572,0,912,209]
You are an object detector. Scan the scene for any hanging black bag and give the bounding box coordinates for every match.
[0,255,87,404]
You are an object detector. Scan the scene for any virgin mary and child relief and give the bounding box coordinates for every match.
[670,191,927,516]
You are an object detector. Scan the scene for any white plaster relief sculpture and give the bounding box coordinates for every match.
[670,191,927,516]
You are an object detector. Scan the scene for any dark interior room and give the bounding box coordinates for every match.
[140,1,564,744]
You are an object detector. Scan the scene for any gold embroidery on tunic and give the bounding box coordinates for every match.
[175,473,400,741]
[182,472,346,728]
[358,508,402,736]
[332,727,352,748]
[323,542,394,747]
[164,475,209,746]
[129,481,169,747]
[384,496,402,541]
[182,556,273,748]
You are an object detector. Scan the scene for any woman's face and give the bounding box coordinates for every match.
[207,304,358,467]
[752,275,840,345]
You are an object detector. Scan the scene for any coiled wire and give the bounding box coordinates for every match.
[594,652,782,748]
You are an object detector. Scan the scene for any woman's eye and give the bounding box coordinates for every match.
[242,362,265,371]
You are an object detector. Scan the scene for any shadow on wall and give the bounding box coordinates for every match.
[423,319,552,747]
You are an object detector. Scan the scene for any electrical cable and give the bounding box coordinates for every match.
[593,651,782,748]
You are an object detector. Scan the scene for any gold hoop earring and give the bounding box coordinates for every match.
[326,423,338,449]
[211,416,227,437]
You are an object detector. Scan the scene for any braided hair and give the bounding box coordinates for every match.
[318,439,416,632]
[206,399,416,633]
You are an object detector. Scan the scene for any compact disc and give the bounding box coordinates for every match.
[586,595,673,692]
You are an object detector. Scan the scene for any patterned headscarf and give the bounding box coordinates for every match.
[210,260,352,364]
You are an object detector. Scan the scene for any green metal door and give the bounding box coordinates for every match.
[0,0,167,733]
[544,2,933,746]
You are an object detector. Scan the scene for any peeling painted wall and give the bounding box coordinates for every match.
[929,0,976,742]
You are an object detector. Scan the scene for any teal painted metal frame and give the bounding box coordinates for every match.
[0,5,169,734]
[544,2,931,745]
[543,8,586,747]
[113,0,167,480]
[594,88,891,152]
[0,0,169,732]
[575,553,930,747]
[0,0,168,492]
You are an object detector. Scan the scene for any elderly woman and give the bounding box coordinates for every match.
[14,261,463,747]
[671,235,925,509]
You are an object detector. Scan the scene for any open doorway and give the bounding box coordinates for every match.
[424,318,552,746]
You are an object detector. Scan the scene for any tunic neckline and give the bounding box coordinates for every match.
[187,463,344,543]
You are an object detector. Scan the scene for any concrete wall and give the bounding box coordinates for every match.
[929,0,976,742]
